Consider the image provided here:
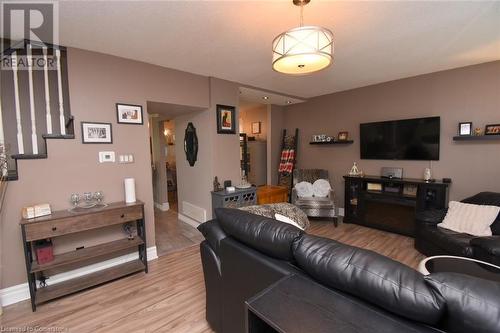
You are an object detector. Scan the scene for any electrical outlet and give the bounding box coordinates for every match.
[119,154,135,164]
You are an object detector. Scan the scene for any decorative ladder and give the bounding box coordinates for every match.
[0,39,75,181]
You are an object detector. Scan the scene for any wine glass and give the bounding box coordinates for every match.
[70,193,80,208]
[83,192,93,205]
[94,191,104,204]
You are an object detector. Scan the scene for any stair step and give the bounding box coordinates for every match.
[11,154,48,160]
[4,170,18,181]
[42,134,75,139]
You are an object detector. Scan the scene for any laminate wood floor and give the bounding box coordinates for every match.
[1,220,425,332]
[154,207,204,257]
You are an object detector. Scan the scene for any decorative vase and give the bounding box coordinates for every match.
[424,168,432,181]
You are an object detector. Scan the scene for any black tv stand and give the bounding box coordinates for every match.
[343,175,450,237]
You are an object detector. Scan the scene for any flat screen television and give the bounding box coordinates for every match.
[360,117,440,160]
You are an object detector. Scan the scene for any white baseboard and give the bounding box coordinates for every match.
[154,202,170,211]
[338,208,345,217]
[178,213,201,228]
[0,246,158,307]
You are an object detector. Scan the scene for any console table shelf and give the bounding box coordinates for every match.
[20,201,147,311]
[36,259,145,304]
[309,140,354,145]
[453,136,500,141]
[30,237,144,273]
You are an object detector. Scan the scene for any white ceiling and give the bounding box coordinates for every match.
[51,1,500,98]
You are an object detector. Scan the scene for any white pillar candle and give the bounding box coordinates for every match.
[124,178,136,203]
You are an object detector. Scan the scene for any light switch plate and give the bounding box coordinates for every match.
[99,151,115,163]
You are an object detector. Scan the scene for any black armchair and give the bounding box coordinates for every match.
[415,192,500,266]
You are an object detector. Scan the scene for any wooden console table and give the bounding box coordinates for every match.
[20,201,147,311]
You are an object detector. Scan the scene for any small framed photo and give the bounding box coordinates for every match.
[81,122,113,144]
[216,104,236,134]
[251,122,261,134]
[338,131,349,141]
[116,103,143,125]
[458,122,472,136]
[485,124,500,136]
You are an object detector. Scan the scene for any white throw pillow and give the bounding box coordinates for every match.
[312,179,331,198]
[295,181,314,198]
[438,201,500,236]
[274,213,305,230]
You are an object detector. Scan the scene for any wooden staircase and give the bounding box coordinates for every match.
[1,39,74,180]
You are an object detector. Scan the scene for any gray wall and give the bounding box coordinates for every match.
[283,61,500,208]
[1,48,243,288]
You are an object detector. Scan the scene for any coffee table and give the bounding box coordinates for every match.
[418,255,500,282]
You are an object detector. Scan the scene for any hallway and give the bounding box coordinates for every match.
[154,206,204,257]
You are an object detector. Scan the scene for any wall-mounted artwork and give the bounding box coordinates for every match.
[485,124,500,136]
[116,103,143,125]
[252,122,261,134]
[216,104,236,134]
[81,122,113,144]
[184,122,198,166]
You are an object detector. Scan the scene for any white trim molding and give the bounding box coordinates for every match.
[178,213,201,228]
[337,207,345,217]
[154,202,170,211]
[0,246,158,307]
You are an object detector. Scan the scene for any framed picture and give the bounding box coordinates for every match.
[458,122,472,136]
[81,122,113,144]
[338,131,349,141]
[116,103,143,125]
[216,104,236,134]
[252,122,261,134]
[485,124,500,136]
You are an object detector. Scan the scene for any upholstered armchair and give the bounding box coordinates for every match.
[292,169,337,226]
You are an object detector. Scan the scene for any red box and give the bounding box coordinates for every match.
[35,241,54,265]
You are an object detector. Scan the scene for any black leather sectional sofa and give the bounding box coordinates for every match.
[415,192,500,266]
[198,208,500,333]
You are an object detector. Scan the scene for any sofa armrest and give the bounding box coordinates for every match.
[415,209,447,225]
[470,236,500,256]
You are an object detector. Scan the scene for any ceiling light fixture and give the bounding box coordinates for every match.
[272,0,334,75]
[263,96,269,100]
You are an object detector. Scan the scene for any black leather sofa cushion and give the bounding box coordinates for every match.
[462,192,500,234]
[215,208,304,261]
[425,272,500,333]
[416,209,448,225]
[197,220,227,256]
[418,224,475,257]
[293,234,444,325]
[470,236,500,256]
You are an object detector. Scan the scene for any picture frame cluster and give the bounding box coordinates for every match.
[81,103,144,144]
[458,122,500,137]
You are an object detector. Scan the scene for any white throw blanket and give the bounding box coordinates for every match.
[438,201,500,236]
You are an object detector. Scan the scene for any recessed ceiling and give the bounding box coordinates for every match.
[239,87,305,107]
[24,1,500,98]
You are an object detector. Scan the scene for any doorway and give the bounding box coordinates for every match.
[147,101,204,257]
[238,101,269,187]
